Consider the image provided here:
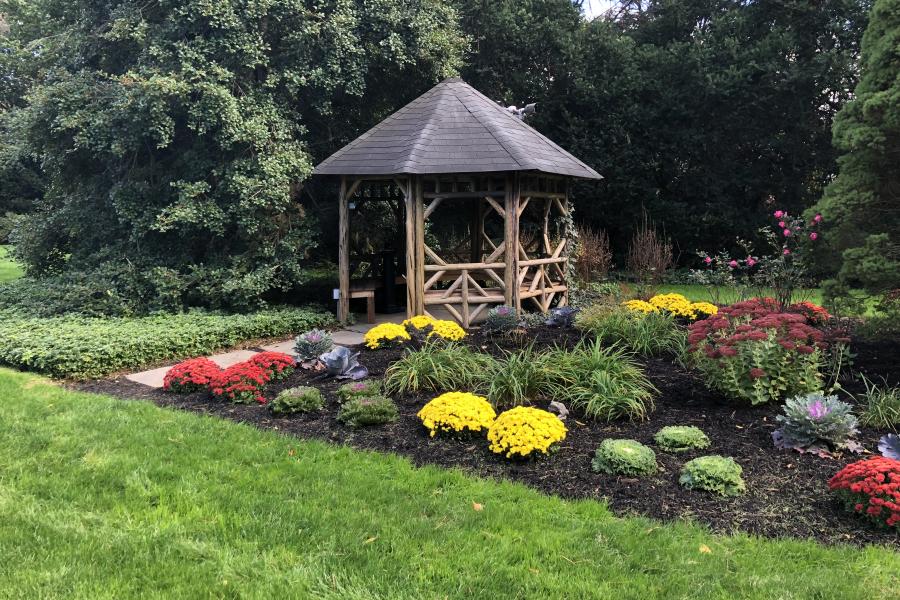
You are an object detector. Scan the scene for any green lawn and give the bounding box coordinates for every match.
[1,368,897,598]
[656,283,825,306]
[0,245,23,282]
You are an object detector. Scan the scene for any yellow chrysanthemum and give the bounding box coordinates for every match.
[428,319,466,341]
[689,301,718,317]
[648,293,697,318]
[364,323,411,349]
[402,315,435,330]
[622,299,659,314]
[417,391,496,437]
[487,406,567,458]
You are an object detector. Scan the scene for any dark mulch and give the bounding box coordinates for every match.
[74,329,900,548]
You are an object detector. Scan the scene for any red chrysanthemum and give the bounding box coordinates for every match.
[829,457,900,529]
[163,357,222,393]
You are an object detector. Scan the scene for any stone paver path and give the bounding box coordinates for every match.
[124,313,400,389]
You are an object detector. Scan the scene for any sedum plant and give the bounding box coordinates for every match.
[654,426,710,453]
[270,386,323,415]
[679,456,746,497]
[294,329,333,362]
[592,439,657,476]
[772,392,861,457]
[417,392,496,437]
[337,396,399,427]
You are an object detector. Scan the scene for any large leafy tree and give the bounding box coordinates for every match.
[2,0,465,310]
[813,0,899,304]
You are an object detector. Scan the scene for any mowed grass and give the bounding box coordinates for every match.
[655,283,825,306]
[1,368,897,599]
[0,245,23,282]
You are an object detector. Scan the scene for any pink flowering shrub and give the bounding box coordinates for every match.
[688,298,825,405]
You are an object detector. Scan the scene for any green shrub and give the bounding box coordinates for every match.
[576,304,685,356]
[480,346,551,409]
[543,340,656,421]
[0,307,334,379]
[383,341,498,395]
[337,380,382,403]
[592,439,657,476]
[654,426,710,453]
[337,396,399,427]
[679,456,746,497]
[859,377,900,431]
[271,386,324,415]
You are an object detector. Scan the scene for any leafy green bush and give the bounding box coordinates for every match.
[576,304,685,356]
[0,307,334,379]
[383,341,498,395]
[679,456,746,497]
[859,377,900,431]
[337,396,399,427]
[271,387,324,415]
[543,341,656,421]
[592,439,657,476]
[337,380,382,403]
[654,426,711,453]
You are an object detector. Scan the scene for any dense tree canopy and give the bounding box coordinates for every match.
[813,0,899,302]
[1,0,466,310]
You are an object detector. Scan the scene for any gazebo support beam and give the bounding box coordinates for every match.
[337,176,350,322]
[503,173,521,311]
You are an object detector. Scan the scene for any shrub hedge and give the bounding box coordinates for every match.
[0,307,334,379]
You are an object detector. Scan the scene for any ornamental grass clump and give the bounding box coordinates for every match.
[384,340,498,395]
[679,456,746,497]
[417,392,496,437]
[487,406,567,459]
[772,393,860,457]
[294,329,333,362]
[577,304,685,356]
[270,386,323,415]
[687,298,825,405]
[858,377,900,431]
[481,345,552,409]
[163,357,221,393]
[592,439,657,476]
[209,362,270,404]
[828,457,900,529]
[337,380,382,403]
[337,396,399,427]
[248,351,296,381]
[364,322,411,349]
[654,426,710,453]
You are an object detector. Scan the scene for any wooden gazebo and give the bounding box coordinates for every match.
[314,78,601,326]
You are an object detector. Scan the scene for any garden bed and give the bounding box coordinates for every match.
[75,326,900,547]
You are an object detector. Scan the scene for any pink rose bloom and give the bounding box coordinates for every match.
[814,214,822,223]
[774,210,784,218]
[783,248,791,255]
[778,221,786,228]
[809,232,818,241]
[783,229,791,237]
[746,257,757,267]
[728,260,738,268]
[704,256,712,265]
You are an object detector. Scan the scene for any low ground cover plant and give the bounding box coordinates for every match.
[687,298,826,405]
[828,457,900,529]
[679,456,746,497]
[773,393,861,457]
[654,426,710,453]
[592,439,657,476]
[270,386,323,415]
[577,304,686,356]
[209,363,270,404]
[487,406,567,459]
[417,392,496,437]
[162,357,221,393]
[0,307,333,379]
[248,352,296,381]
[337,395,399,427]
[337,380,382,403]
[384,341,498,395]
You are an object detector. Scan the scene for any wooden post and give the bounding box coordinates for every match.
[470,198,484,263]
[404,177,416,318]
[338,176,350,322]
[503,173,521,311]
[414,175,426,315]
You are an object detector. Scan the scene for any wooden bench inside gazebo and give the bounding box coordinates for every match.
[313,77,601,326]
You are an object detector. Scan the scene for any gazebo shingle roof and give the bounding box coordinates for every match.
[314,78,601,179]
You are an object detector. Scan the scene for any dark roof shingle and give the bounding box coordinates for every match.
[313,78,601,180]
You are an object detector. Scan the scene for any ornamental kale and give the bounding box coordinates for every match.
[879,434,900,460]
[544,306,578,328]
[773,392,861,457]
[320,346,368,380]
[294,329,333,363]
